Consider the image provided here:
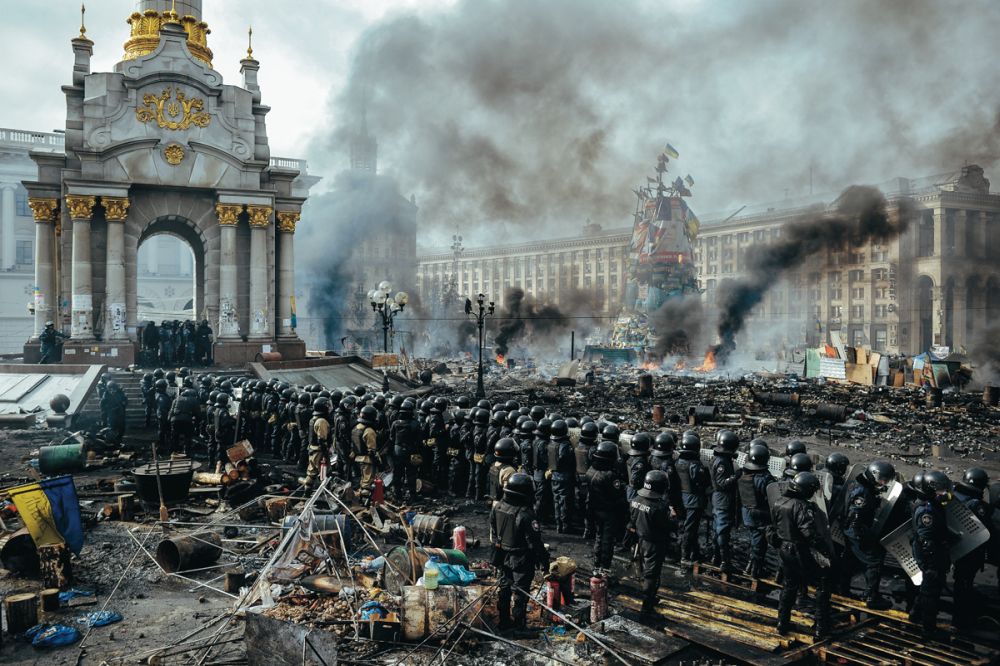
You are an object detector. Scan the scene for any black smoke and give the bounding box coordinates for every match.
[493,287,601,357]
[714,186,916,360]
[650,295,710,356]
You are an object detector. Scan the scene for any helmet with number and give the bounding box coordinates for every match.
[505,400,520,412]
[961,467,989,493]
[456,396,472,409]
[494,437,517,464]
[401,398,416,414]
[638,470,668,499]
[298,392,312,407]
[825,452,850,478]
[359,405,378,426]
[529,405,546,422]
[580,421,600,443]
[785,452,814,478]
[601,424,620,443]
[863,460,896,490]
[550,419,569,440]
[153,368,165,379]
[341,394,357,411]
[490,410,507,427]
[628,432,652,456]
[216,393,230,408]
[593,441,619,468]
[652,431,676,457]
[784,440,807,458]
[503,472,534,506]
[681,431,701,452]
[477,399,492,410]
[789,471,820,498]
[155,378,168,393]
[745,443,771,471]
[518,419,536,437]
[474,408,490,426]
[313,397,331,415]
[536,418,552,437]
[714,429,739,454]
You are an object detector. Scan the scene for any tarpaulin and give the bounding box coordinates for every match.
[8,475,84,554]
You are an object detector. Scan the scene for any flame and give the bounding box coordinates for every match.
[641,360,660,371]
[694,349,717,372]
[674,359,686,371]
[496,353,505,365]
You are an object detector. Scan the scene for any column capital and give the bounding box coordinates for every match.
[216,203,243,226]
[102,196,131,222]
[28,197,60,223]
[247,204,272,228]
[65,194,96,220]
[277,211,300,233]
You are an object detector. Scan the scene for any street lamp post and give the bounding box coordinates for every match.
[368,281,408,353]
[468,292,495,398]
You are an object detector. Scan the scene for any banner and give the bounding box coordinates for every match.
[8,475,84,554]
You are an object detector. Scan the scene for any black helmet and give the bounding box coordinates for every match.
[166,371,177,383]
[714,429,739,454]
[182,388,197,398]
[391,395,405,409]
[419,399,433,413]
[789,471,820,498]
[908,471,927,498]
[503,472,534,506]
[784,440,807,458]
[784,453,814,477]
[331,389,344,404]
[565,417,579,428]
[550,419,569,439]
[494,437,517,464]
[505,400,520,412]
[354,385,367,397]
[318,390,331,399]
[681,431,701,452]
[220,380,233,393]
[515,414,530,428]
[208,390,220,404]
[401,398,416,413]
[373,395,387,410]
[628,432,652,456]
[216,393,230,408]
[434,397,449,413]
[477,399,491,410]
[313,397,331,415]
[281,388,295,401]
[179,367,190,377]
[652,431,676,457]
[153,368,165,379]
[580,422,600,443]
[518,419,536,436]
[593,441,618,467]
[745,443,771,471]
[298,392,312,406]
[359,405,378,426]
[519,406,530,417]
[863,461,896,489]
[155,378,168,392]
[491,410,507,426]
[506,411,519,428]
[638,470,668,499]
[922,470,953,504]
[825,452,850,477]
[536,418,552,437]
[142,372,153,382]
[457,396,472,409]
[474,408,490,426]
[341,395,357,411]
[601,423,620,443]
[962,467,989,492]
[454,409,467,425]
[529,405,546,422]
[548,412,564,423]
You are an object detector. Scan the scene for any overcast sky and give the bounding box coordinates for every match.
[4,1,1000,248]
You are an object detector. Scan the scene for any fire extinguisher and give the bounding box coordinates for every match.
[372,477,385,505]
[590,575,607,623]
[547,580,562,623]
[452,525,467,552]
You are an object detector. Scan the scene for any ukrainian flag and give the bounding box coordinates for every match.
[8,475,84,554]
[663,143,680,159]
[290,294,298,330]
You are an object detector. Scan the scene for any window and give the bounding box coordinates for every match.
[918,209,935,257]
[874,287,888,299]
[15,187,30,217]
[849,270,864,282]
[15,240,31,267]
[723,235,733,245]
[872,268,887,281]
[874,305,888,318]
[850,305,864,319]
[828,287,842,300]
[723,263,733,274]
[738,232,750,243]
[829,305,842,319]
[851,287,864,299]
[809,288,821,302]
[875,328,888,348]
[828,271,842,283]
[849,252,865,264]
[944,209,956,255]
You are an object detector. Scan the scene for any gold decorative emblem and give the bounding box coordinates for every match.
[164,143,185,165]
[102,197,131,222]
[136,87,211,131]
[216,204,242,226]
[65,195,97,220]
[123,10,213,67]
[27,198,59,223]
[277,211,300,233]
[247,205,272,228]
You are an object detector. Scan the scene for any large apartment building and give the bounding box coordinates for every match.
[416,165,1000,356]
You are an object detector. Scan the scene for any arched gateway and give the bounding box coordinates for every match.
[23,1,314,364]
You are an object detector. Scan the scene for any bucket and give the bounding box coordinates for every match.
[155,532,222,573]
[132,459,201,510]
[38,444,87,475]
[400,585,484,640]
[383,546,468,595]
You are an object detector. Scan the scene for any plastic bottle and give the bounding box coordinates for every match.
[423,557,440,590]
[452,525,467,552]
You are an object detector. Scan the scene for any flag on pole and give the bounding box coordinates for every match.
[8,475,85,554]
[663,143,680,159]
[684,174,695,187]
[290,294,297,330]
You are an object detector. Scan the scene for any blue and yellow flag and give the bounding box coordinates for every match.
[8,475,84,554]
[290,294,297,330]
[663,143,680,159]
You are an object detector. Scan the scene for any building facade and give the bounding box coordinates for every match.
[416,166,1000,356]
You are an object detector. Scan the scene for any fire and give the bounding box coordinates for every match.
[641,360,660,371]
[674,359,686,371]
[496,353,505,365]
[694,349,717,372]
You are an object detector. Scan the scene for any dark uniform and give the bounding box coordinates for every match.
[675,448,710,562]
[547,422,575,533]
[154,381,174,454]
[447,412,471,496]
[909,472,959,633]
[952,474,992,629]
[574,439,595,537]
[140,375,155,427]
[531,425,552,520]
[423,408,447,493]
[711,449,740,571]
[844,476,889,606]
[391,405,422,501]
[738,466,776,577]
[626,451,651,502]
[168,389,199,456]
[587,449,626,569]
[100,383,128,442]
[212,400,236,467]
[38,323,67,364]
[490,475,549,630]
[629,470,672,616]
[472,416,491,501]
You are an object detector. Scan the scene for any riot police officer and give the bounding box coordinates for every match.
[784,440,807,468]
[471,408,491,500]
[212,394,236,472]
[587,441,627,570]
[334,395,357,482]
[711,429,741,572]
[352,405,380,492]
[38,321,67,364]
[772,471,833,637]
[783,452,814,479]
[739,440,777,578]
[626,433,652,502]
[844,460,895,609]
[628,470,672,618]
[516,419,536,475]
[547,419,575,534]
[575,421,599,538]
[392,399,422,501]
[489,473,549,631]
[154,378,173,455]
[651,431,683,525]
[169,388,199,456]
[424,398,449,493]
[952,467,992,629]
[101,380,128,442]
[302,397,332,489]
[140,373,155,427]
[675,432,710,564]
[909,471,959,633]
[489,438,518,501]
[447,409,470,496]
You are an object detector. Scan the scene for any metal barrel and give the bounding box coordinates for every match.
[383,546,469,595]
[926,387,943,408]
[687,405,718,424]
[814,403,848,422]
[983,385,999,407]
[155,532,222,573]
[38,443,87,475]
[410,514,450,547]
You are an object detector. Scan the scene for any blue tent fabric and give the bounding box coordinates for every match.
[40,475,85,554]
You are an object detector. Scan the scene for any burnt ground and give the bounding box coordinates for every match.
[0,368,999,664]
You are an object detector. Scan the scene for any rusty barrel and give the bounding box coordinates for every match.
[651,404,665,425]
[638,374,654,397]
[814,403,848,422]
[687,404,718,424]
[155,532,222,573]
[983,385,999,407]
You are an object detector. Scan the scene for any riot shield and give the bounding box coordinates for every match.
[947,499,991,561]
[767,455,787,478]
[881,522,923,585]
[816,470,835,501]
[766,481,782,509]
[871,480,903,534]
[735,451,748,468]
[700,448,714,465]
[568,427,581,446]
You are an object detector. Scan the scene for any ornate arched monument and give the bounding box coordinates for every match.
[23,1,313,364]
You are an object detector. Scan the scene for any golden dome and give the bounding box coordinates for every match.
[122,9,213,67]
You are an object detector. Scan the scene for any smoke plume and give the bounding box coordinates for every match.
[714,186,917,359]
[493,287,601,357]
[970,321,1000,386]
[650,295,710,356]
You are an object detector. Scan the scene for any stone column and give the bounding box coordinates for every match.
[276,211,300,337]
[1,184,16,270]
[216,204,242,338]
[28,198,59,336]
[66,195,96,339]
[247,205,272,338]
[102,197,130,340]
